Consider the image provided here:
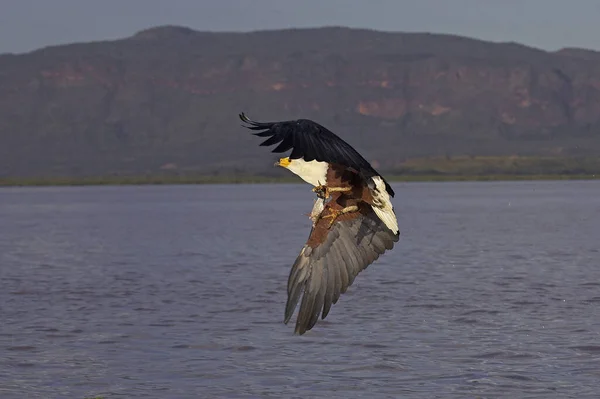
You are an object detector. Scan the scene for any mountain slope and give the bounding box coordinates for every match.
[1,26,600,178]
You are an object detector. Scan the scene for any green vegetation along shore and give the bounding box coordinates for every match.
[1,156,599,187]
[1,174,599,188]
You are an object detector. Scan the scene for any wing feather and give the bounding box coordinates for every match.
[284,204,399,335]
[369,233,387,254]
[322,262,335,319]
[284,249,310,324]
[309,264,327,331]
[333,239,351,294]
[273,135,295,153]
[330,250,342,305]
[259,135,282,147]
[337,230,360,287]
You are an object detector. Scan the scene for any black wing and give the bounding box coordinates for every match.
[240,112,394,197]
[284,206,399,335]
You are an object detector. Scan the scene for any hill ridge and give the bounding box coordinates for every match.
[1,26,599,178]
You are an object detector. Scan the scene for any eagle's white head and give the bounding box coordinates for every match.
[275,157,328,187]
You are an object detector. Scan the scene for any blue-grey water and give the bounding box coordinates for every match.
[1,181,599,398]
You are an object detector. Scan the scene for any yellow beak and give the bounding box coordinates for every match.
[275,157,291,168]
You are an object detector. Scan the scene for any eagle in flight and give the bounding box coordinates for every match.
[240,113,400,335]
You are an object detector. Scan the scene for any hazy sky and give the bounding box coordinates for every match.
[1,0,599,54]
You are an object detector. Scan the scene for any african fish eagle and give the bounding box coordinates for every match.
[240,112,400,335]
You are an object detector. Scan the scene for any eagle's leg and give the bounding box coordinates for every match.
[328,186,353,193]
[322,205,359,228]
[312,184,352,199]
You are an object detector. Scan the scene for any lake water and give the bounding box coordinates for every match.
[1,181,599,398]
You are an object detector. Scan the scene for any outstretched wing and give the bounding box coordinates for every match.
[285,202,399,335]
[239,112,394,197]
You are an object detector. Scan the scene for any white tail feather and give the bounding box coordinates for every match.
[371,176,399,235]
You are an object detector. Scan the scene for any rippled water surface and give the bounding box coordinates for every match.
[1,181,600,398]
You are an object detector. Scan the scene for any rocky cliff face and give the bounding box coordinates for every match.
[1,26,599,177]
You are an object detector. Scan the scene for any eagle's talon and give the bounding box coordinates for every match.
[321,210,340,228]
[312,184,352,200]
[312,184,329,199]
[321,205,359,228]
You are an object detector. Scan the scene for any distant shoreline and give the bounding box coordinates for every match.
[1,174,598,187]
[3,156,600,187]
